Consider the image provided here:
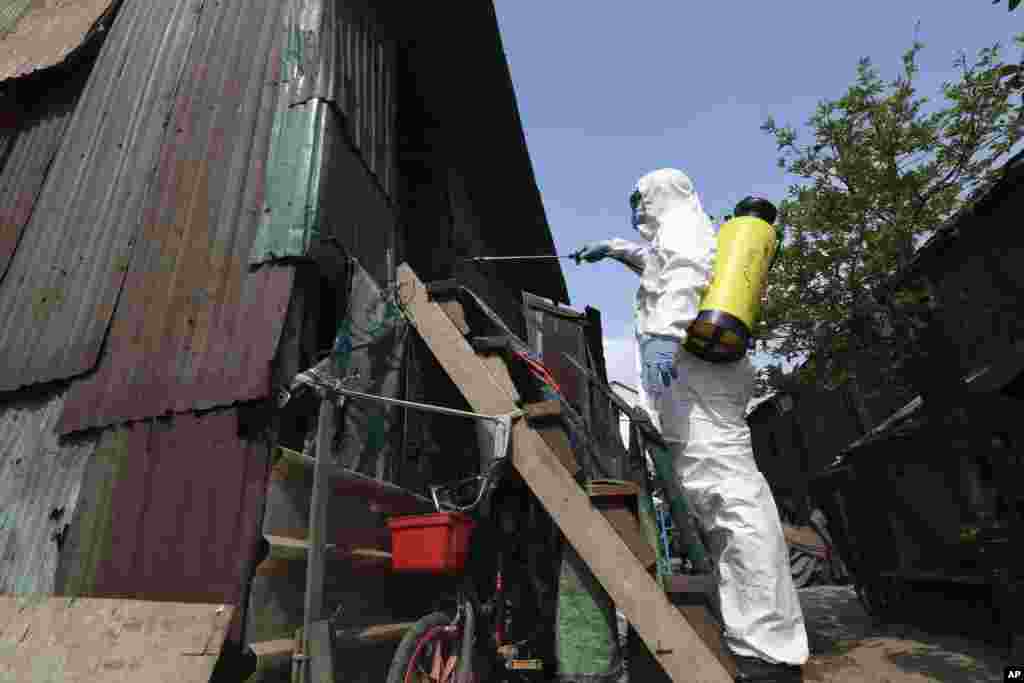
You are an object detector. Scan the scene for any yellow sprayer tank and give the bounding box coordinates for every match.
[685,197,780,363]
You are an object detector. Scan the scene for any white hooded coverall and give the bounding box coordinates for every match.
[597,169,808,666]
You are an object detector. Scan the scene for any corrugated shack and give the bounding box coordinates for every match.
[747,387,865,511]
[808,149,1024,653]
[0,0,597,679]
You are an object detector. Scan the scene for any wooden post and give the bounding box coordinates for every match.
[396,264,732,683]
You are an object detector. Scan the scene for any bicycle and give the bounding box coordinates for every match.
[385,457,556,683]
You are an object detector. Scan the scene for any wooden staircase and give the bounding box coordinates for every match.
[397,264,735,682]
[245,264,735,682]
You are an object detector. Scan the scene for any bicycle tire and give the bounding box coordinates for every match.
[386,611,459,683]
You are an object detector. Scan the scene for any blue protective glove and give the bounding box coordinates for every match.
[577,242,612,263]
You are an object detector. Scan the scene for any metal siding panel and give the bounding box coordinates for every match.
[60,266,294,434]
[0,0,116,81]
[88,411,268,596]
[318,107,395,287]
[58,0,291,434]
[250,101,326,262]
[279,0,396,200]
[0,0,206,392]
[0,71,84,279]
[0,387,99,595]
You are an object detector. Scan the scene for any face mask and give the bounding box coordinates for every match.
[630,190,644,231]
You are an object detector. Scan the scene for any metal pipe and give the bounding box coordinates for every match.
[324,384,512,422]
[466,249,581,264]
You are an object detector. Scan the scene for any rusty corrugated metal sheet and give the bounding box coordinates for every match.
[32,408,268,646]
[0,62,90,280]
[2,0,292,432]
[0,0,208,392]
[0,386,99,595]
[86,411,268,606]
[0,0,116,81]
[249,0,398,266]
[59,266,293,433]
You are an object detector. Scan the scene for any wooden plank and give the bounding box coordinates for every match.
[480,353,521,401]
[524,400,562,422]
[437,300,470,335]
[265,535,392,564]
[531,415,580,476]
[588,479,641,497]
[524,400,578,474]
[594,501,658,570]
[307,620,335,683]
[335,622,414,648]
[251,638,294,676]
[675,604,736,678]
[0,597,233,682]
[272,446,434,514]
[396,264,732,683]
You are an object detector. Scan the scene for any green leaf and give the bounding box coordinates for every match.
[759,36,1019,393]
[1010,0,1021,11]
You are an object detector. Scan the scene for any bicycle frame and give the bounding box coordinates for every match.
[426,463,548,680]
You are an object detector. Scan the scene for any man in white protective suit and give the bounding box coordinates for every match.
[576,168,808,682]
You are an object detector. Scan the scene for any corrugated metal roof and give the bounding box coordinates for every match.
[0,0,117,82]
[0,386,99,595]
[0,61,88,280]
[0,0,209,392]
[56,0,292,433]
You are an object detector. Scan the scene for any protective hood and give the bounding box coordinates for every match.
[631,168,709,247]
[625,168,717,343]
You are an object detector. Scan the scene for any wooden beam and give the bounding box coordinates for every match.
[480,353,521,401]
[438,300,470,335]
[396,264,732,683]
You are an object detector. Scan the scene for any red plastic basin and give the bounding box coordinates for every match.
[387,512,475,575]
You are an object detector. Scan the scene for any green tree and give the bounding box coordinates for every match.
[992,0,1021,12]
[756,37,1023,397]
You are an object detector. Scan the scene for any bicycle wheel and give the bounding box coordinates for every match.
[386,612,462,683]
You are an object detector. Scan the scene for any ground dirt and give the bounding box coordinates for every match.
[800,586,1011,682]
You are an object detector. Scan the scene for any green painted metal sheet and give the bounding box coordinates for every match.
[250,102,326,263]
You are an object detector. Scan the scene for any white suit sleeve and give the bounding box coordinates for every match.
[602,238,647,274]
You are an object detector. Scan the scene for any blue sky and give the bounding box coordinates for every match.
[493,1,1022,387]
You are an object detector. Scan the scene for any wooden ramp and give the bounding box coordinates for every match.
[0,597,233,682]
[397,263,733,683]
